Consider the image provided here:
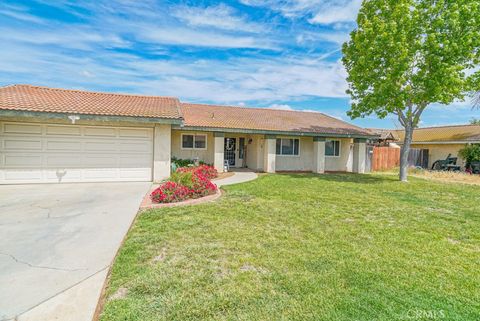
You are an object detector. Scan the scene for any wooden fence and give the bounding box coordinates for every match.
[371,146,400,171]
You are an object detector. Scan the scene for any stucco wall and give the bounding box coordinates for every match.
[245,134,264,171]
[275,136,313,171]
[411,143,466,168]
[171,131,356,172]
[325,138,353,172]
[171,130,215,164]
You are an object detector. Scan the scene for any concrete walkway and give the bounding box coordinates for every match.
[0,182,150,321]
[214,170,258,187]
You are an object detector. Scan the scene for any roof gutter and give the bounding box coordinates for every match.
[398,140,480,145]
[172,125,377,139]
[0,109,183,125]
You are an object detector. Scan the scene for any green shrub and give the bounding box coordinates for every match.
[171,157,195,168]
[170,171,195,189]
[459,144,480,167]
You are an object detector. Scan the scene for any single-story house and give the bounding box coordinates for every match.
[386,125,480,169]
[0,85,375,184]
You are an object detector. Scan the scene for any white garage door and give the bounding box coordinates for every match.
[0,122,153,184]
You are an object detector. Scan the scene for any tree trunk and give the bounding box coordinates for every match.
[399,123,413,182]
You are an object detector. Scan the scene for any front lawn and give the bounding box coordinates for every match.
[100,174,480,321]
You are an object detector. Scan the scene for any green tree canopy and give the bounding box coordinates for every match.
[343,0,480,181]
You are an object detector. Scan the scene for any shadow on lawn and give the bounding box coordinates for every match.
[276,172,394,184]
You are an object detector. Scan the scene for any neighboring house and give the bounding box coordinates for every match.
[366,128,399,147]
[0,85,375,184]
[381,125,480,169]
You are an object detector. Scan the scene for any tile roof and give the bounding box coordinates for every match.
[180,103,373,137]
[0,84,182,119]
[394,125,480,142]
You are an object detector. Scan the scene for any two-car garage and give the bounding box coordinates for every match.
[0,121,154,184]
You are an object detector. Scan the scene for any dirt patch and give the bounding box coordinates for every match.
[239,264,268,274]
[152,247,167,263]
[410,170,480,186]
[109,287,128,301]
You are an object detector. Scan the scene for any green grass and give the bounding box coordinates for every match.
[100,174,480,321]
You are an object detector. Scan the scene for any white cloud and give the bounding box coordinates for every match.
[138,26,277,49]
[0,0,347,107]
[0,25,128,51]
[172,4,262,33]
[308,0,361,25]
[267,104,293,110]
[240,0,360,25]
[296,31,350,45]
[0,6,45,24]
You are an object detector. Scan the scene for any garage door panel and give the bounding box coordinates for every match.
[119,128,151,138]
[83,156,117,167]
[4,123,42,134]
[4,169,43,181]
[45,169,82,181]
[83,169,118,179]
[0,122,153,184]
[84,141,117,152]
[119,142,150,152]
[46,125,81,136]
[119,155,151,167]
[119,168,151,179]
[46,154,83,167]
[4,139,42,150]
[5,154,42,166]
[46,140,82,151]
[84,127,116,137]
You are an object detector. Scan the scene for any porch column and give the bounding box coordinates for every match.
[353,138,367,173]
[214,132,225,172]
[312,137,325,174]
[153,124,171,182]
[263,134,276,173]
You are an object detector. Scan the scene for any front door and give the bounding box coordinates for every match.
[224,137,236,167]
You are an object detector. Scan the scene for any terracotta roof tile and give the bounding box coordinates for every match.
[180,103,373,137]
[0,84,182,119]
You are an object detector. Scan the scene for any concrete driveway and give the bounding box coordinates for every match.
[0,182,151,321]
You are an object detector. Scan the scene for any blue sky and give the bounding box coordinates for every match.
[0,0,478,129]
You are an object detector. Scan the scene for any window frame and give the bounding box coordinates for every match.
[181,133,208,150]
[275,138,300,157]
[325,139,341,157]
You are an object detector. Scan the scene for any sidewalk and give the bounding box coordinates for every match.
[213,170,258,187]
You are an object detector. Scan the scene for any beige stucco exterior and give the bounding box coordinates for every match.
[170,131,359,173]
[171,130,216,164]
[411,143,467,168]
[325,138,354,172]
[153,124,171,182]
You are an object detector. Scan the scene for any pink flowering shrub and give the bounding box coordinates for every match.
[150,181,193,203]
[177,165,218,180]
[150,165,218,204]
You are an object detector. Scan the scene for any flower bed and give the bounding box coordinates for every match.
[151,165,218,204]
[176,164,218,180]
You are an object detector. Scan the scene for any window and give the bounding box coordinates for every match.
[181,134,207,149]
[325,140,340,156]
[276,138,299,156]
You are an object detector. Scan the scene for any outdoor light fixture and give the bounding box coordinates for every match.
[68,115,80,124]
